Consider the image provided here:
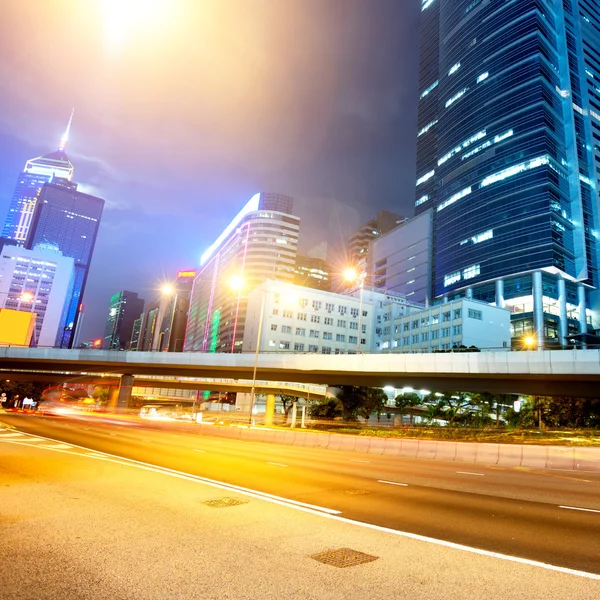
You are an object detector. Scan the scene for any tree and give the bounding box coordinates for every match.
[279,394,299,422]
[424,391,472,426]
[0,380,52,407]
[356,387,388,425]
[309,398,342,420]
[394,392,423,425]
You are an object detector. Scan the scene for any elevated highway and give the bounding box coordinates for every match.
[1,347,600,396]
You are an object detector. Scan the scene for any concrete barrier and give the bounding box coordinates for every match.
[475,443,500,466]
[399,438,419,458]
[574,447,600,472]
[521,445,548,469]
[497,444,522,467]
[339,435,357,452]
[353,435,372,454]
[382,438,402,457]
[454,442,478,463]
[417,440,437,460]
[547,446,575,471]
[195,424,600,472]
[434,442,457,462]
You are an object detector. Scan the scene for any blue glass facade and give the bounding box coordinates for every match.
[415,0,600,346]
[26,180,104,347]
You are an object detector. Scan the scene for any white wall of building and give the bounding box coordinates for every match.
[0,244,74,347]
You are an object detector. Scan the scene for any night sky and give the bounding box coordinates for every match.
[0,0,421,341]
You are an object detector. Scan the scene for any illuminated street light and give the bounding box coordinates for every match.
[20,292,34,302]
[229,275,244,293]
[524,335,535,350]
[344,266,367,353]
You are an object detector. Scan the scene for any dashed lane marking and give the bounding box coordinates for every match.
[457,471,485,477]
[268,462,288,467]
[349,459,370,463]
[378,480,408,487]
[559,505,600,514]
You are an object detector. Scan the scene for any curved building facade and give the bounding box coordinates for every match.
[415,0,600,346]
[184,193,300,353]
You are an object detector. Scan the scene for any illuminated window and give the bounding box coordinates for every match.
[480,156,550,187]
[417,120,438,137]
[476,72,489,83]
[448,62,461,76]
[463,264,480,280]
[415,195,429,207]
[437,186,472,212]
[419,80,438,99]
[416,170,435,186]
[444,271,461,287]
[445,87,468,108]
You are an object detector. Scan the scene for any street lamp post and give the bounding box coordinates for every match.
[344,267,367,353]
[248,290,266,425]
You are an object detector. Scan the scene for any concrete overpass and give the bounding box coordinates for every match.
[1,347,600,397]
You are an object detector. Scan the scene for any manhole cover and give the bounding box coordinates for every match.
[203,497,249,508]
[310,548,378,568]
[345,489,370,495]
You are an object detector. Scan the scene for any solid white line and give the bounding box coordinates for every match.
[378,480,408,487]
[457,471,485,476]
[349,459,370,463]
[0,433,26,438]
[268,462,288,467]
[9,429,600,580]
[559,505,600,514]
[40,443,73,449]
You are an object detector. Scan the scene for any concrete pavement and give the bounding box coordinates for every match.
[1,438,600,599]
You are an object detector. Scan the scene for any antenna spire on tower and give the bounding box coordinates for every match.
[58,108,75,151]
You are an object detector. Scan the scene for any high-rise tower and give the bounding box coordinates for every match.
[184,192,300,353]
[2,111,75,244]
[415,0,600,347]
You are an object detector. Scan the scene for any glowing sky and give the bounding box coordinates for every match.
[0,0,420,341]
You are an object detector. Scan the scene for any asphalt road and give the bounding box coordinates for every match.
[2,412,600,577]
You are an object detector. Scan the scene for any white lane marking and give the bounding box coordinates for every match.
[378,480,408,487]
[268,462,288,467]
[349,459,370,463]
[193,449,206,453]
[40,443,73,449]
[109,433,117,436]
[6,431,341,516]
[142,439,152,443]
[8,430,600,581]
[559,505,600,514]
[0,433,26,438]
[82,428,90,431]
[457,471,485,477]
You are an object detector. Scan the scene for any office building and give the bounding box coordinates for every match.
[0,244,75,347]
[103,290,145,350]
[26,178,104,347]
[2,113,75,244]
[347,210,403,272]
[130,302,159,352]
[293,254,331,291]
[368,210,433,304]
[415,0,600,347]
[242,279,509,354]
[152,270,196,352]
[185,192,300,353]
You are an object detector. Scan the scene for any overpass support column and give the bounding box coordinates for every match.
[264,393,276,426]
[532,271,544,349]
[558,277,568,347]
[116,374,135,413]
[495,279,505,309]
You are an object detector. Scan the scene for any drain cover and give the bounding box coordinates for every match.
[310,548,378,568]
[203,497,249,508]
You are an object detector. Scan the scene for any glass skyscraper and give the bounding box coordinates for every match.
[2,114,75,244]
[415,0,600,347]
[26,179,104,348]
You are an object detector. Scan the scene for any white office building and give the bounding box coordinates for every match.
[242,280,511,354]
[0,243,75,347]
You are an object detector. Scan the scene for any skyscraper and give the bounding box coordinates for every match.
[415,0,600,347]
[2,112,75,244]
[184,192,300,353]
[26,178,104,347]
[103,290,145,350]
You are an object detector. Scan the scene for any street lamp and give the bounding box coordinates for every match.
[344,267,367,353]
[523,335,535,350]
